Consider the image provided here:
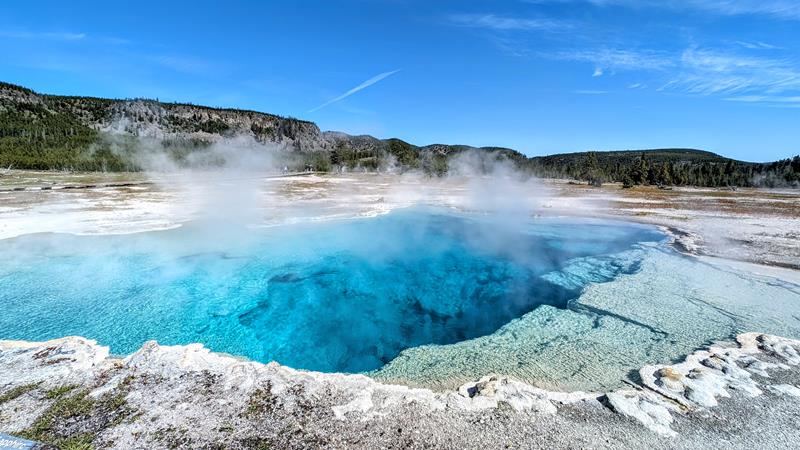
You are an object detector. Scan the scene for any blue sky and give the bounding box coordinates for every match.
[1,0,799,161]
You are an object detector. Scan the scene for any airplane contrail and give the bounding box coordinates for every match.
[308,69,401,113]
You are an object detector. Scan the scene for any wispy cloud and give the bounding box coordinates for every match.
[672,48,800,95]
[446,13,568,32]
[552,44,800,103]
[445,12,572,58]
[554,48,674,72]
[724,94,800,108]
[0,30,131,46]
[725,94,800,103]
[735,41,781,50]
[308,69,401,113]
[0,30,86,41]
[683,0,800,20]
[528,0,800,20]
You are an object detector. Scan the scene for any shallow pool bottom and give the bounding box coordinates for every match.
[372,242,800,391]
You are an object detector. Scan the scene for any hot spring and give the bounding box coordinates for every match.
[2,207,800,391]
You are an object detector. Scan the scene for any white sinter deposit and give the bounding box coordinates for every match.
[2,333,800,449]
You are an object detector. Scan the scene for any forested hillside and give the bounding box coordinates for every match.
[528,149,800,188]
[1,81,798,187]
[0,81,325,171]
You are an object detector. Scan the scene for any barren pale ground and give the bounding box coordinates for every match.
[1,171,799,449]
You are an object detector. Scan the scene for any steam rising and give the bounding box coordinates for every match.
[97,124,555,233]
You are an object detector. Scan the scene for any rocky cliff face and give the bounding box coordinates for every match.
[1,82,330,152]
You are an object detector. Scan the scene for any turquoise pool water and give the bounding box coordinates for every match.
[4,207,799,391]
[0,208,661,374]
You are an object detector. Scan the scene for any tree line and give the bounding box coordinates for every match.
[527,150,800,188]
[0,102,132,171]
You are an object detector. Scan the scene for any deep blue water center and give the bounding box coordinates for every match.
[0,208,662,373]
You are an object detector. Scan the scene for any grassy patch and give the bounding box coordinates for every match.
[0,383,40,404]
[45,384,78,399]
[57,433,95,450]
[20,390,96,444]
[18,382,134,450]
[244,381,277,418]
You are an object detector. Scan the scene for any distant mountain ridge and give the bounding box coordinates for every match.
[1,81,798,187]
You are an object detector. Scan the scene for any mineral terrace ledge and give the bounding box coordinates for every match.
[1,332,800,449]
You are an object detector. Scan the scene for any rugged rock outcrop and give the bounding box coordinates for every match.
[1,82,327,151]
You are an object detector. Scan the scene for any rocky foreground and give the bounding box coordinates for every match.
[1,333,800,449]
